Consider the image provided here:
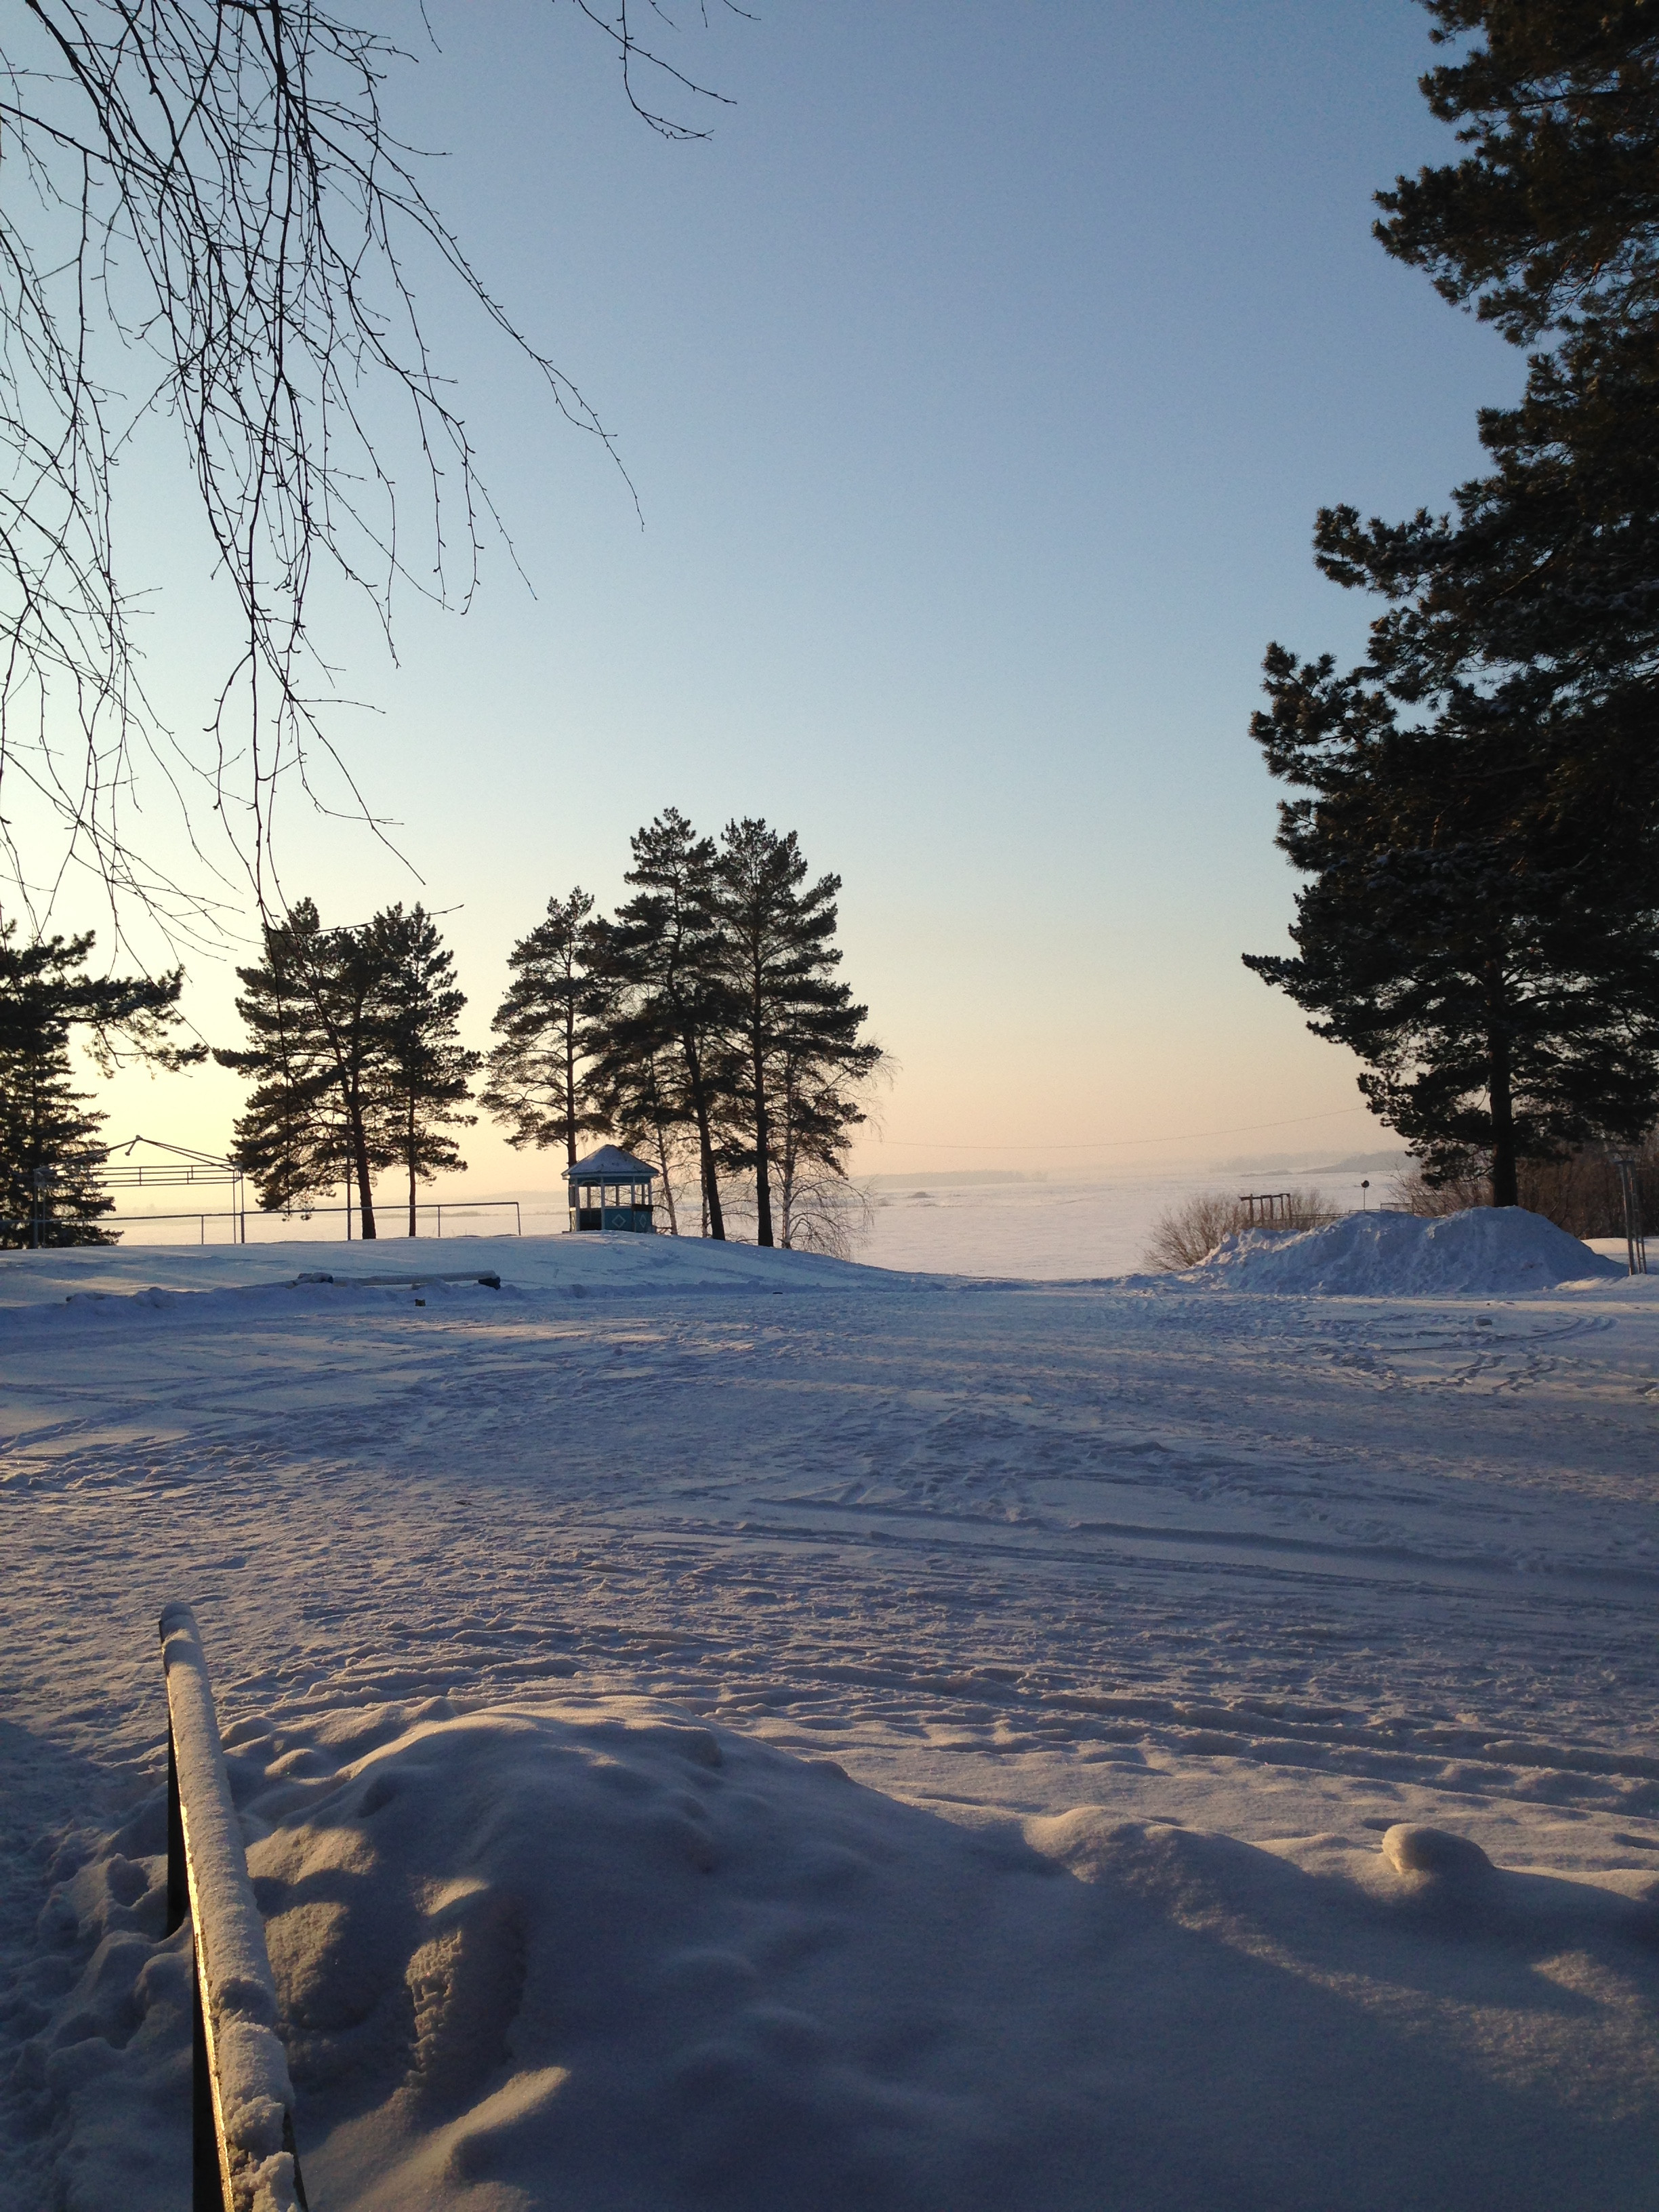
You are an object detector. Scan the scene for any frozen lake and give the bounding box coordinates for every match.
[859,1170,1346,1277]
[87,1164,1385,1280]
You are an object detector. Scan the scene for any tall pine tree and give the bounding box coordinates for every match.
[480,890,605,1169]
[1322,7,1659,798]
[594,813,732,1240]
[1245,649,1659,1204]
[218,901,393,1236]
[1249,5,1659,1199]
[712,818,880,1248]
[371,903,479,1235]
[0,921,201,1246]
[1375,5,1659,344]
[0,1052,115,1246]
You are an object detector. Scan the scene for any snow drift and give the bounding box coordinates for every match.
[24,1695,1659,2211]
[1187,1206,1621,1296]
[0,1230,914,1318]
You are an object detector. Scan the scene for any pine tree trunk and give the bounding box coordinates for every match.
[680,1031,725,1240]
[349,1092,378,1238]
[407,1096,417,1236]
[779,1069,798,1249]
[695,1100,725,1240]
[565,1014,578,1172]
[1486,963,1519,1208]
[752,1033,774,1247]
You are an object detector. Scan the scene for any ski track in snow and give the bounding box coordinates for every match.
[3,1237,1659,2204]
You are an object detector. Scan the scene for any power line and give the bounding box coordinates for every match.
[867,1105,1373,1153]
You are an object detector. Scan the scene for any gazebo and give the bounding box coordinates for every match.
[566,1144,658,1233]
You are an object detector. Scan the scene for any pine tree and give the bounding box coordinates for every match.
[480,890,605,1170]
[594,812,733,1240]
[1249,7,1659,1200]
[0,921,199,1069]
[218,901,394,1236]
[712,818,880,1248]
[775,1042,879,1254]
[0,1052,115,1246]
[583,1034,697,1235]
[1331,5,1659,774]
[1244,649,1659,1204]
[216,905,340,1214]
[371,903,479,1235]
[1374,5,1659,346]
[0,920,201,1246]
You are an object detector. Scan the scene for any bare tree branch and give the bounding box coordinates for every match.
[0,1,740,942]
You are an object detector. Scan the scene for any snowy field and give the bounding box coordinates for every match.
[3,1218,1658,2208]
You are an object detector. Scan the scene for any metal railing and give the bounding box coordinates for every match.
[256,1198,523,1240]
[161,1603,310,2212]
[12,1196,527,1246]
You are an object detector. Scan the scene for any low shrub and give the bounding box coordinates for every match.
[1142,1187,1337,1272]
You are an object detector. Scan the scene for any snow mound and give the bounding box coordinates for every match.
[1188,1206,1622,1296]
[27,1696,1659,2210]
[0,1229,933,1317]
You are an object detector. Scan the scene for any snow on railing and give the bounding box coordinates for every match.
[160,1602,310,2212]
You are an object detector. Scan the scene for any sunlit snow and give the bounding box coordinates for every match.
[3,1208,1656,2208]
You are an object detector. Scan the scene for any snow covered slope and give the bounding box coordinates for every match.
[0,1227,901,1313]
[1179,1205,1623,1296]
[4,1230,1658,2208]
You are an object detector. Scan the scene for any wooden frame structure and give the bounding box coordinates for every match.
[1237,1191,1294,1227]
[160,1603,309,2212]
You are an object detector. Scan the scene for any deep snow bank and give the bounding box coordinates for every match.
[1187,1206,1621,1296]
[24,1696,1659,2211]
[0,1227,926,1319]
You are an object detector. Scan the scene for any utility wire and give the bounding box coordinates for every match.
[869,1105,1373,1153]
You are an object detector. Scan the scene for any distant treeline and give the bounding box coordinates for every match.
[212,811,882,1248]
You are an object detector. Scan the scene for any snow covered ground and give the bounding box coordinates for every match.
[3,1218,1658,2208]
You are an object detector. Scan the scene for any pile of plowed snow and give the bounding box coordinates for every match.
[29,1695,1659,2211]
[1187,1206,1621,1296]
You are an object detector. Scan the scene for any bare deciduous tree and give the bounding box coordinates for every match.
[0,1,737,936]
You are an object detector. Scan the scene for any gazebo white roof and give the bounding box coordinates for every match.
[567,1145,658,1183]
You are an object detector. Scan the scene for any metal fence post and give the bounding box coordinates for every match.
[1614,1157,1648,1276]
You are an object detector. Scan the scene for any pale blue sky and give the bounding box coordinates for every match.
[91,0,1519,1183]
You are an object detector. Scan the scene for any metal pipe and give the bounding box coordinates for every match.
[160,1605,308,2212]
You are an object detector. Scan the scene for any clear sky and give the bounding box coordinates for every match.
[79,0,1522,1189]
